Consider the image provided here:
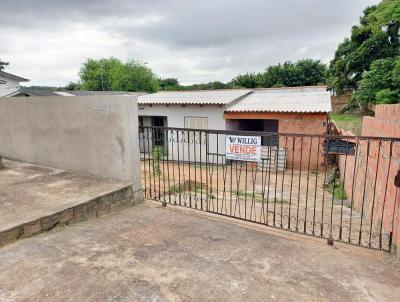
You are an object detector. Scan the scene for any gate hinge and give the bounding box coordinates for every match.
[395,170,400,188]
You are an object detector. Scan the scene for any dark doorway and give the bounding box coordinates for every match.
[151,116,167,150]
[237,119,279,146]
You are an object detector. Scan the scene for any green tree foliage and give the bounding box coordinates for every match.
[79,57,159,92]
[328,0,400,96]
[180,81,231,90]
[232,59,327,89]
[354,57,400,105]
[159,78,180,90]
[0,59,9,71]
[231,73,261,88]
[64,81,81,91]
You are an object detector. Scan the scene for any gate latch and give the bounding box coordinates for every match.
[395,170,400,188]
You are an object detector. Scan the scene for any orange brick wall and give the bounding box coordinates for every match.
[278,114,328,170]
[224,112,328,170]
[338,105,400,254]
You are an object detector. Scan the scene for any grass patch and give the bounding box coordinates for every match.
[168,180,206,193]
[232,191,289,204]
[326,180,347,200]
[330,114,363,135]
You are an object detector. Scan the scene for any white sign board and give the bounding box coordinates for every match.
[226,135,262,162]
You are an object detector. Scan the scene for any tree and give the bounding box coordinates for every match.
[328,0,400,95]
[354,57,400,105]
[232,59,327,88]
[79,57,159,92]
[0,59,9,71]
[64,81,81,90]
[261,60,327,87]
[159,78,180,90]
[231,73,261,88]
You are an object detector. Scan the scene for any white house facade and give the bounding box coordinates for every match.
[138,90,251,162]
[0,71,29,97]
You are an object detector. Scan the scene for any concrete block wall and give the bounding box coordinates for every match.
[338,104,400,254]
[0,96,142,194]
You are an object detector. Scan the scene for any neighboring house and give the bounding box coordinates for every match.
[0,71,29,96]
[137,89,251,160]
[138,86,331,169]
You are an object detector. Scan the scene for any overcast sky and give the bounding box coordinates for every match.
[0,0,380,86]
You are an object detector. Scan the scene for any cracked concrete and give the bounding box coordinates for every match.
[0,201,399,301]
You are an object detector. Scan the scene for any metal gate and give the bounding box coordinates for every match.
[139,126,400,252]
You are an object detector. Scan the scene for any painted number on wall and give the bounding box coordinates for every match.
[93,102,109,114]
[226,135,261,162]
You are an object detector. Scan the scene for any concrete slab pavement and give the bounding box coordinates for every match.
[0,201,399,301]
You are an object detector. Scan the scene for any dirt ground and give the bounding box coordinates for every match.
[142,160,390,251]
[0,202,399,302]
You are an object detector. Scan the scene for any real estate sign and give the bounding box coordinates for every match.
[226,135,261,162]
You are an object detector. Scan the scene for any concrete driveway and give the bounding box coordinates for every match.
[0,202,399,301]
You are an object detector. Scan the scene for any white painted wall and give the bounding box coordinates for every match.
[0,76,20,97]
[138,104,227,164]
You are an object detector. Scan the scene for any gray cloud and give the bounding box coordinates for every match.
[0,0,379,86]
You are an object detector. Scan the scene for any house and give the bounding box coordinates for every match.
[224,86,332,169]
[137,89,251,160]
[0,71,29,96]
[138,86,331,170]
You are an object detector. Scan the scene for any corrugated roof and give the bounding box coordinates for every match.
[0,71,29,82]
[138,89,251,105]
[225,86,331,113]
[13,89,146,97]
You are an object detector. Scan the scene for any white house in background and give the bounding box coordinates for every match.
[137,89,251,161]
[137,87,331,168]
[0,71,29,97]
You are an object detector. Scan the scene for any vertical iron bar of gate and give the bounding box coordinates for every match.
[329,137,338,240]
[339,137,349,242]
[147,128,153,199]
[304,136,313,233]
[194,130,198,209]
[199,130,203,210]
[162,128,166,204]
[368,139,381,247]
[187,129,191,208]
[267,141,275,225]
[205,131,210,211]
[260,153,266,224]
[216,133,219,213]
[288,136,295,229]
[139,128,146,199]
[296,137,303,231]
[166,129,171,204]
[312,137,321,236]
[281,136,288,228]
[179,130,187,207]
[349,138,360,244]
[171,129,175,204]
[177,130,182,205]
[379,140,393,250]
[359,139,371,246]
[273,134,279,227]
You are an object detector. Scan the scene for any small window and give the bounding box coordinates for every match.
[184,117,208,129]
[184,117,208,143]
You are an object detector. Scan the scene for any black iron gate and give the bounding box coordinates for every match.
[139,126,400,252]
